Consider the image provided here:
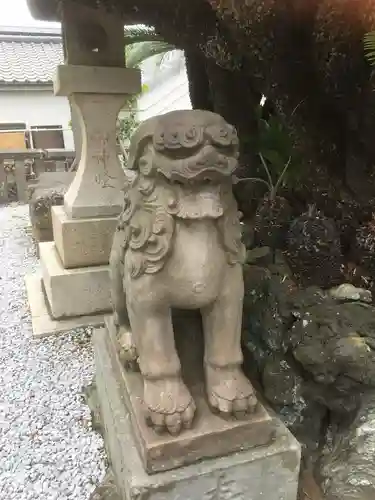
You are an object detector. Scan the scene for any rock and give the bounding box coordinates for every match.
[243,255,327,456]
[299,466,324,500]
[262,355,303,407]
[243,263,284,355]
[320,393,375,500]
[286,208,344,289]
[289,301,375,392]
[242,250,375,496]
[246,246,272,265]
[328,283,372,303]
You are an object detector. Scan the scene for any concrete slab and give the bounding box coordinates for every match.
[40,241,111,319]
[93,326,301,500]
[25,273,105,338]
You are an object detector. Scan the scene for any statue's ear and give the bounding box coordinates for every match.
[127,117,158,171]
[127,135,152,171]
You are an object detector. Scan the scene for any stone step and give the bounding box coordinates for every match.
[40,241,111,319]
[25,273,105,338]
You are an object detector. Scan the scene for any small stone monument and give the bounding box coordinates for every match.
[28,172,75,253]
[93,110,301,499]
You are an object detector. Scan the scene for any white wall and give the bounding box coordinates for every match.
[0,88,74,149]
[126,50,191,123]
[136,71,191,121]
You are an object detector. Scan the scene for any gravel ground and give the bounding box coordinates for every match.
[0,203,107,500]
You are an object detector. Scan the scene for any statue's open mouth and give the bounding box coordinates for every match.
[154,144,238,184]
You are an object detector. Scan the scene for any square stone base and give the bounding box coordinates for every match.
[52,205,117,268]
[40,241,111,319]
[93,326,301,500]
[25,273,105,338]
[103,316,277,475]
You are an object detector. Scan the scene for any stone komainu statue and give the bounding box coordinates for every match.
[109,109,257,435]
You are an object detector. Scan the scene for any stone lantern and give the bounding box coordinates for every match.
[26,0,141,334]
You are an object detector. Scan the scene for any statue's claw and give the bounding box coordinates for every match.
[205,364,258,418]
[144,377,196,435]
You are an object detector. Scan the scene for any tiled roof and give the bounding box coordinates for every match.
[0,29,63,85]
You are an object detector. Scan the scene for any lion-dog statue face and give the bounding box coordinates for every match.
[120,109,245,278]
[110,110,257,436]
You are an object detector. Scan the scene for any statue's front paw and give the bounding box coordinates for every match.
[117,327,138,371]
[144,377,196,435]
[205,364,258,418]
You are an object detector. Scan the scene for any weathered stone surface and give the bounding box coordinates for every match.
[60,2,125,67]
[40,242,111,319]
[90,470,121,500]
[242,250,375,497]
[299,467,324,500]
[109,110,257,438]
[93,324,301,500]
[320,393,375,500]
[28,172,75,250]
[104,316,276,474]
[53,64,141,220]
[52,205,117,268]
[62,92,128,219]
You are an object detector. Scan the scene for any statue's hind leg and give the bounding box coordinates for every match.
[201,264,258,417]
[127,297,196,435]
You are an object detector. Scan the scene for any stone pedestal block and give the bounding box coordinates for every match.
[40,242,111,319]
[52,205,117,268]
[93,325,301,500]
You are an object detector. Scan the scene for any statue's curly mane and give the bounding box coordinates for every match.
[117,144,175,279]
[117,123,246,280]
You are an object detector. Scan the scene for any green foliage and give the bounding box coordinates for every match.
[364,32,375,66]
[118,100,138,142]
[237,103,302,196]
[255,104,301,187]
[124,24,176,69]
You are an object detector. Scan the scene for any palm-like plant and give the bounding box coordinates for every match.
[124,25,176,69]
[364,32,375,66]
